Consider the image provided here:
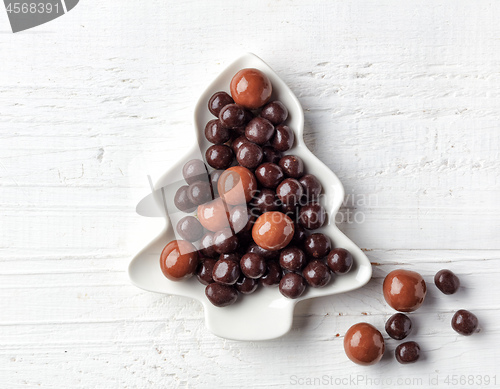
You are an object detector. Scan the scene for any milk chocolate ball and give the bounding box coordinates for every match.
[383,269,427,312]
[344,323,385,366]
[230,68,272,109]
[160,240,199,281]
[252,211,294,251]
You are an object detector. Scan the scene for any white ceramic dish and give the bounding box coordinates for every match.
[128,53,372,341]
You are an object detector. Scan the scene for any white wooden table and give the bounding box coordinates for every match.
[1,1,499,388]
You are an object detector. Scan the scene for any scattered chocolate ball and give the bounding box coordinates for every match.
[452,309,479,336]
[302,260,331,288]
[344,323,385,366]
[304,233,332,259]
[385,313,412,340]
[434,269,460,295]
[236,141,263,169]
[255,162,285,189]
[262,146,282,164]
[235,275,259,294]
[279,272,307,299]
[240,252,267,279]
[271,124,294,152]
[245,117,275,145]
[183,159,208,185]
[205,283,238,307]
[187,180,213,205]
[299,174,322,201]
[326,248,353,274]
[299,203,327,230]
[276,178,303,206]
[219,103,246,129]
[280,246,307,272]
[261,260,282,287]
[213,228,239,254]
[196,258,217,285]
[174,185,196,213]
[212,258,240,285]
[176,216,204,242]
[261,101,288,125]
[205,144,234,169]
[279,155,304,178]
[205,119,231,144]
[383,269,427,312]
[395,341,420,364]
[208,91,234,117]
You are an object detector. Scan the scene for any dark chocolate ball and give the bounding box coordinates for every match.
[205,144,234,169]
[434,269,460,295]
[299,174,322,201]
[208,91,234,117]
[279,272,307,299]
[176,216,204,242]
[231,135,252,154]
[174,185,196,213]
[212,258,240,285]
[261,101,288,125]
[291,223,307,246]
[209,169,224,196]
[235,275,259,294]
[327,248,353,274]
[213,228,239,254]
[196,258,217,285]
[246,242,280,260]
[261,260,282,286]
[302,260,331,288]
[255,163,285,189]
[304,233,332,259]
[229,205,255,233]
[236,141,263,169]
[251,188,280,213]
[279,246,307,272]
[395,341,420,364]
[271,124,294,152]
[276,178,303,205]
[200,232,217,258]
[385,313,412,340]
[205,283,238,307]
[279,155,304,178]
[219,103,246,129]
[187,180,213,205]
[205,119,231,144]
[245,117,275,145]
[299,203,327,230]
[262,146,282,164]
[183,159,209,185]
[452,309,479,336]
[240,252,267,279]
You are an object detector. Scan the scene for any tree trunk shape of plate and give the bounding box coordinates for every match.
[128,53,372,341]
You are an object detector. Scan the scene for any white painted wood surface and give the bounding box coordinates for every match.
[1,1,500,387]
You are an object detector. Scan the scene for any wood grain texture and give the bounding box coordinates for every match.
[1,0,500,388]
